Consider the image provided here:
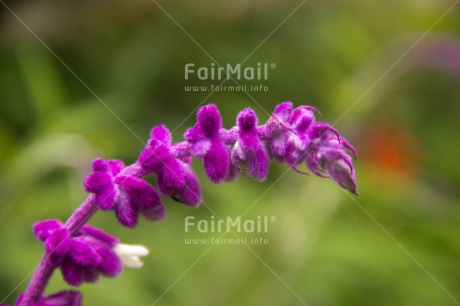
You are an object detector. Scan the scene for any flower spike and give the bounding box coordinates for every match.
[19,101,358,306]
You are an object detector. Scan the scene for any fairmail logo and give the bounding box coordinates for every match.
[184,215,276,233]
[184,62,276,81]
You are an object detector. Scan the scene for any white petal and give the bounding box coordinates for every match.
[114,243,149,269]
[114,243,149,256]
[122,256,144,269]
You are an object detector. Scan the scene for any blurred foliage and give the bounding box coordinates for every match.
[1,0,460,305]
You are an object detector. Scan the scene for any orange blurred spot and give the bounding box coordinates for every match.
[360,123,423,179]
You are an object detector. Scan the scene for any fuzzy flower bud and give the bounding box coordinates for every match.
[139,125,202,206]
[85,158,166,227]
[306,129,358,195]
[33,220,122,287]
[232,108,269,181]
[185,104,230,183]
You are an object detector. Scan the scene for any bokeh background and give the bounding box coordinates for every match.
[1,0,460,305]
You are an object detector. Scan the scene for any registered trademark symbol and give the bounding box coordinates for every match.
[270,63,276,69]
[270,216,277,222]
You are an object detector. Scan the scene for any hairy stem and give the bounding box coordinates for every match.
[19,252,57,305]
[65,195,98,235]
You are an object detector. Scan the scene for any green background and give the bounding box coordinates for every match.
[1,0,460,305]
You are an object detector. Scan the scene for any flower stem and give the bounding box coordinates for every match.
[65,195,99,235]
[19,252,57,305]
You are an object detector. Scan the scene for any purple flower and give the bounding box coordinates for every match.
[231,108,269,181]
[255,103,357,193]
[33,220,122,287]
[264,102,294,136]
[184,104,230,183]
[16,102,360,306]
[15,290,82,306]
[138,125,201,206]
[84,158,166,227]
[306,130,358,195]
[263,103,318,165]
